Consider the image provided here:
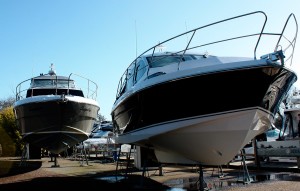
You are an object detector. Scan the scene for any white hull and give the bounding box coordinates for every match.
[115,107,272,165]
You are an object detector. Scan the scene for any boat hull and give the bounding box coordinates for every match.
[112,66,296,165]
[116,108,271,165]
[159,108,272,165]
[14,96,100,154]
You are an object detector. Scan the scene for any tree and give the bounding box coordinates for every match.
[0,106,23,156]
[98,113,107,122]
[0,96,15,111]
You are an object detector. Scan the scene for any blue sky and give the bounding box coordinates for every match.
[0,0,300,120]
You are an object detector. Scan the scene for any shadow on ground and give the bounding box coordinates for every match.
[0,159,185,191]
[0,160,42,178]
[0,174,175,191]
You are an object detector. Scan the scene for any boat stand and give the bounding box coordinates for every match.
[196,164,209,191]
[49,153,60,167]
[156,164,164,176]
[141,157,150,178]
[78,142,89,166]
[115,144,134,176]
[236,149,251,184]
[19,143,30,166]
[211,165,224,178]
[115,144,123,175]
[70,142,89,166]
[49,152,55,162]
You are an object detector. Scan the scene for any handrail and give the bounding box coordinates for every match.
[15,78,31,101]
[68,73,98,100]
[115,11,298,100]
[143,11,266,64]
[275,13,298,66]
[15,73,98,101]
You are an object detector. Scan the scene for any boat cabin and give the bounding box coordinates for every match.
[26,75,84,98]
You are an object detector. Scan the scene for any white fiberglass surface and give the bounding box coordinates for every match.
[14,94,99,107]
[115,107,272,145]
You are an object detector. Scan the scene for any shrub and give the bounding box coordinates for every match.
[0,107,23,156]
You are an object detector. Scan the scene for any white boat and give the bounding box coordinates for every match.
[111,11,298,165]
[81,121,116,153]
[281,87,300,139]
[242,87,300,161]
[14,64,100,154]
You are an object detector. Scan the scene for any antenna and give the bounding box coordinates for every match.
[185,21,188,44]
[135,20,138,57]
[31,63,35,78]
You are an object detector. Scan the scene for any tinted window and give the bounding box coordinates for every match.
[147,56,182,68]
[90,130,111,138]
[136,59,147,82]
[126,62,136,90]
[147,55,198,68]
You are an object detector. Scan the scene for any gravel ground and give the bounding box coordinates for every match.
[1,157,300,191]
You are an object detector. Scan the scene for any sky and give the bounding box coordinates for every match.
[0,0,300,120]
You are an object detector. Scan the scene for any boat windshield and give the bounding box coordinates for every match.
[147,55,197,68]
[30,79,76,89]
[89,130,111,138]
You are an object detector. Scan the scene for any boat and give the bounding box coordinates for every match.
[254,87,300,162]
[280,87,300,139]
[14,64,100,154]
[111,11,298,165]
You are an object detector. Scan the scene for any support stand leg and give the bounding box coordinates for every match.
[125,144,134,176]
[19,143,29,167]
[115,145,121,175]
[211,165,224,178]
[115,144,134,177]
[158,164,163,176]
[237,149,251,184]
[197,164,208,191]
[79,142,89,166]
[51,154,60,167]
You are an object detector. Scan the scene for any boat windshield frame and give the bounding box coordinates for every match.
[147,54,198,68]
[115,11,298,99]
[30,78,76,89]
[15,73,98,101]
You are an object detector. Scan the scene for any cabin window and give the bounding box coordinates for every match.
[31,79,54,87]
[147,55,200,68]
[56,80,76,89]
[116,74,126,98]
[147,56,182,68]
[125,62,136,90]
[135,59,147,83]
[147,55,203,68]
[31,79,76,89]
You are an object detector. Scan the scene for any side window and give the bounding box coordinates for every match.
[126,62,136,91]
[135,59,147,83]
[117,74,127,97]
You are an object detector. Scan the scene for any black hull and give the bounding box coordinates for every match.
[112,66,296,135]
[14,98,99,154]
